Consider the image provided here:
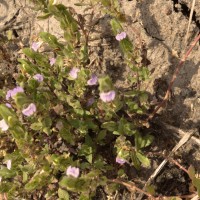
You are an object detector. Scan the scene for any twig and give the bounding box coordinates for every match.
[168,158,188,174]
[185,0,196,45]
[0,9,20,32]
[110,179,197,200]
[191,195,199,200]
[147,33,200,121]
[158,122,200,146]
[136,130,194,200]
[153,194,197,200]
[109,179,155,199]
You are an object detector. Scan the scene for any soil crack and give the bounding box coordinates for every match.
[172,0,200,30]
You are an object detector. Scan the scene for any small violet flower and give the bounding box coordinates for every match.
[100,90,116,103]
[0,119,9,131]
[66,166,80,178]
[6,86,24,100]
[116,157,126,165]
[69,68,80,79]
[31,42,42,51]
[49,57,56,66]
[116,32,127,41]
[33,74,44,82]
[22,103,36,116]
[87,74,98,86]
[56,121,63,131]
[6,160,12,170]
[87,97,95,107]
[5,103,12,108]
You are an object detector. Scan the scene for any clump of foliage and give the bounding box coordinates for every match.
[0,0,153,199]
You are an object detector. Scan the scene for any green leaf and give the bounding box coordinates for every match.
[25,171,50,191]
[59,128,74,145]
[0,104,16,122]
[98,76,113,92]
[139,67,149,81]
[139,92,149,104]
[193,177,200,196]
[39,32,64,49]
[188,165,195,180]
[101,121,117,132]
[136,152,150,167]
[30,122,43,131]
[119,39,133,55]
[135,132,153,150]
[59,176,88,192]
[131,152,141,170]
[146,184,156,195]
[79,194,91,200]
[110,19,123,34]
[58,188,69,200]
[10,125,26,140]
[118,118,136,136]
[124,90,138,97]
[0,168,16,178]
[13,92,30,109]
[48,4,78,34]
[96,130,107,142]
[79,144,93,163]
[8,116,19,127]
[37,12,52,20]
[80,45,88,63]
[23,172,28,183]
[74,3,88,6]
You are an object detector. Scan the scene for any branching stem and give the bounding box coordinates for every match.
[147,33,200,121]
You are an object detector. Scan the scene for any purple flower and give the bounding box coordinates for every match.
[116,157,126,165]
[5,103,12,108]
[56,121,63,130]
[66,166,80,178]
[87,74,98,86]
[116,32,127,41]
[87,97,95,107]
[22,103,36,116]
[33,74,44,82]
[100,90,116,102]
[49,57,56,66]
[6,160,12,170]
[31,42,42,51]
[69,68,80,79]
[6,86,24,100]
[0,119,9,131]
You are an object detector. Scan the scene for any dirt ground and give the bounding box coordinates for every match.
[0,0,200,199]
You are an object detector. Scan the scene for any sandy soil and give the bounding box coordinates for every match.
[0,0,200,198]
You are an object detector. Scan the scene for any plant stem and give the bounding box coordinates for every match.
[168,158,188,174]
[109,179,155,199]
[147,33,200,121]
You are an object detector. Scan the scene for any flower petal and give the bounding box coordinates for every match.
[31,42,42,51]
[100,90,116,102]
[5,103,12,108]
[116,32,126,41]
[6,160,12,170]
[49,58,56,66]
[6,86,24,100]
[22,103,37,116]
[87,97,95,107]
[66,166,80,178]
[116,157,126,165]
[87,74,98,86]
[69,68,80,79]
[0,119,9,131]
[33,74,44,82]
